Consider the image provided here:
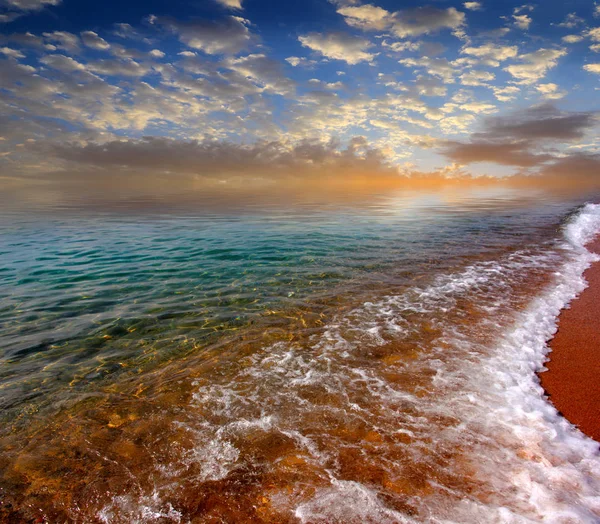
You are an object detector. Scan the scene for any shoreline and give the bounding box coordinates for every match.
[539,236,600,442]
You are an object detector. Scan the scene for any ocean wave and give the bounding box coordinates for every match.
[96,203,600,522]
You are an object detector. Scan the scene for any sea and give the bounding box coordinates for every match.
[1,185,600,523]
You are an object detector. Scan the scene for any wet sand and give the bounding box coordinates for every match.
[540,236,600,442]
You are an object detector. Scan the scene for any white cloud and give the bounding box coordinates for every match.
[463,2,482,11]
[0,12,21,23]
[308,78,344,90]
[438,113,476,133]
[299,32,375,64]
[492,85,520,102]
[215,0,242,9]
[557,13,584,28]
[336,5,465,38]
[460,101,497,113]
[562,35,583,44]
[337,4,390,31]
[513,4,534,14]
[42,31,80,52]
[226,53,295,95]
[87,58,152,77]
[536,83,566,99]
[40,54,86,73]
[390,7,465,38]
[504,48,567,84]
[0,0,59,11]
[285,56,316,67]
[150,15,254,55]
[460,70,495,86]
[399,56,456,83]
[414,76,446,97]
[480,27,510,38]
[149,49,166,58]
[587,28,600,42]
[81,31,111,51]
[513,14,531,30]
[452,89,473,103]
[0,46,25,58]
[591,44,600,53]
[113,23,143,40]
[461,43,518,64]
[381,40,421,53]
[583,63,600,73]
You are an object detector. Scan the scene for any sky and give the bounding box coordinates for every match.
[1,0,600,191]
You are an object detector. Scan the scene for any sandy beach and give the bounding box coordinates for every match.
[540,236,600,442]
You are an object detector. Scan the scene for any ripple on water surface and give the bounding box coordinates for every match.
[1,191,600,522]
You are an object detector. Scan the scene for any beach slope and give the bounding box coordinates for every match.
[540,237,600,442]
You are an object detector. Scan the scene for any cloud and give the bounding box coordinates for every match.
[461,43,518,65]
[381,40,420,53]
[0,4,595,186]
[0,12,21,23]
[112,23,145,40]
[150,15,255,55]
[215,0,242,10]
[504,48,566,84]
[512,5,533,30]
[225,53,295,95]
[49,136,397,177]
[459,101,497,114]
[459,70,495,86]
[285,56,316,67]
[443,141,551,167]
[336,5,465,38]
[87,58,151,77]
[562,35,584,44]
[298,32,375,64]
[587,28,600,41]
[480,27,510,38]
[440,104,598,167]
[584,63,600,73]
[414,76,446,97]
[390,7,465,38]
[80,31,110,51]
[463,2,482,11]
[2,32,48,49]
[42,31,79,52]
[492,85,520,102]
[482,104,597,142]
[536,83,566,99]
[536,153,600,180]
[513,14,531,30]
[39,53,86,72]
[0,46,24,58]
[336,4,390,31]
[0,0,59,11]
[557,13,585,28]
[399,56,456,83]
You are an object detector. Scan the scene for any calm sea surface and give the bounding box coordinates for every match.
[1,187,600,522]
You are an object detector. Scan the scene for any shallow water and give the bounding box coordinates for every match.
[1,187,600,522]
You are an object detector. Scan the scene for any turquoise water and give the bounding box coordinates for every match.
[1,187,600,522]
[0,191,572,408]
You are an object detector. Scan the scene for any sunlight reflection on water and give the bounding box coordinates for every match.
[1,186,598,522]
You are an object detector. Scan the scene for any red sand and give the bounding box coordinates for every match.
[540,236,600,442]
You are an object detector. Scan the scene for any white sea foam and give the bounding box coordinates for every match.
[295,480,413,524]
[285,203,600,522]
[101,203,600,522]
